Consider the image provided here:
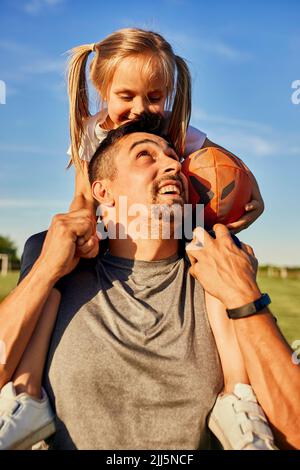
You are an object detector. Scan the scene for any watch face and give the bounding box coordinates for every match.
[255,293,271,312]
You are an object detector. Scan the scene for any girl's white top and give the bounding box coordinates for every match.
[67,109,207,162]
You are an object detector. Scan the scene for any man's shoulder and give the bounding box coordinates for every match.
[24,230,47,254]
[19,231,48,284]
[56,255,99,292]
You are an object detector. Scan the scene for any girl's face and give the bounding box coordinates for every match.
[105,56,168,129]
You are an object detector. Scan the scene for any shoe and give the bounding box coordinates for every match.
[208,383,278,450]
[0,382,56,450]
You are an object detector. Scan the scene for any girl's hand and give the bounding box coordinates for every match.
[226,199,264,234]
[227,168,264,234]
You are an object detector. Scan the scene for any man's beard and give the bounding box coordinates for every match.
[148,175,187,238]
[150,174,187,207]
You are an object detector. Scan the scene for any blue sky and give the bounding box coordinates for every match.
[0,0,299,265]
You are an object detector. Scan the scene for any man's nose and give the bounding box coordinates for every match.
[160,155,181,175]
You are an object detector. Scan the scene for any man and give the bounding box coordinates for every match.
[0,114,299,450]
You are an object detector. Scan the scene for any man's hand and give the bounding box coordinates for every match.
[76,234,99,259]
[39,209,98,282]
[186,224,261,309]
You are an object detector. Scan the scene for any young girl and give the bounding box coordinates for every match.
[0,28,275,450]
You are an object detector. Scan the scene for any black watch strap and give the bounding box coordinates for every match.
[226,293,271,319]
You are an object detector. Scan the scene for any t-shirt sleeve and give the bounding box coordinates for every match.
[66,132,96,162]
[184,125,207,157]
[66,115,99,163]
[18,231,48,284]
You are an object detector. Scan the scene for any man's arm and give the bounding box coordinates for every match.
[233,308,300,449]
[186,224,300,449]
[0,209,97,388]
[0,257,60,388]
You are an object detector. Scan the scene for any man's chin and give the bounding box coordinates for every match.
[149,201,185,223]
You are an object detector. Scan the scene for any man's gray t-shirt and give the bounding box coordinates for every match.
[40,249,223,450]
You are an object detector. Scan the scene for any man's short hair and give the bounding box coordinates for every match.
[88,113,173,184]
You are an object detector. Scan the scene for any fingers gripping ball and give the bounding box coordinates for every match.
[181,147,253,230]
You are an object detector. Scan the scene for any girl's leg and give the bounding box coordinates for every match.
[205,292,277,450]
[12,289,61,398]
[205,292,249,392]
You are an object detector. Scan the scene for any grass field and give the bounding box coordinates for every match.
[0,272,19,302]
[0,271,299,346]
[257,274,300,345]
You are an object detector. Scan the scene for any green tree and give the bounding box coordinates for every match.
[0,235,20,270]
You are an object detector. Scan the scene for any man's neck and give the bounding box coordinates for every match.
[108,238,179,261]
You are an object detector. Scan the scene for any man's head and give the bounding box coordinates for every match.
[89,113,188,214]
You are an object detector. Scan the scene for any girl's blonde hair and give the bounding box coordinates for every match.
[67,28,191,169]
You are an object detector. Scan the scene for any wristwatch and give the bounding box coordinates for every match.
[226,293,271,319]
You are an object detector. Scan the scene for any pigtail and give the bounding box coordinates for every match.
[67,43,95,169]
[168,55,191,156]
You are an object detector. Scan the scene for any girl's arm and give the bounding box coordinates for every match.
[205,292,249,392]
[12,289,61,397]
[201,137,264,233]
[69,161,95,213]
[70,162,99,253]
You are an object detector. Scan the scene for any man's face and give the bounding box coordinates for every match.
[109,132,188,212]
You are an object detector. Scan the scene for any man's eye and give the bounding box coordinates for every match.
[137,150,153,159]
[120,96,132,101]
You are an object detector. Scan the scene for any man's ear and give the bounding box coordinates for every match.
[91,179,115,206]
